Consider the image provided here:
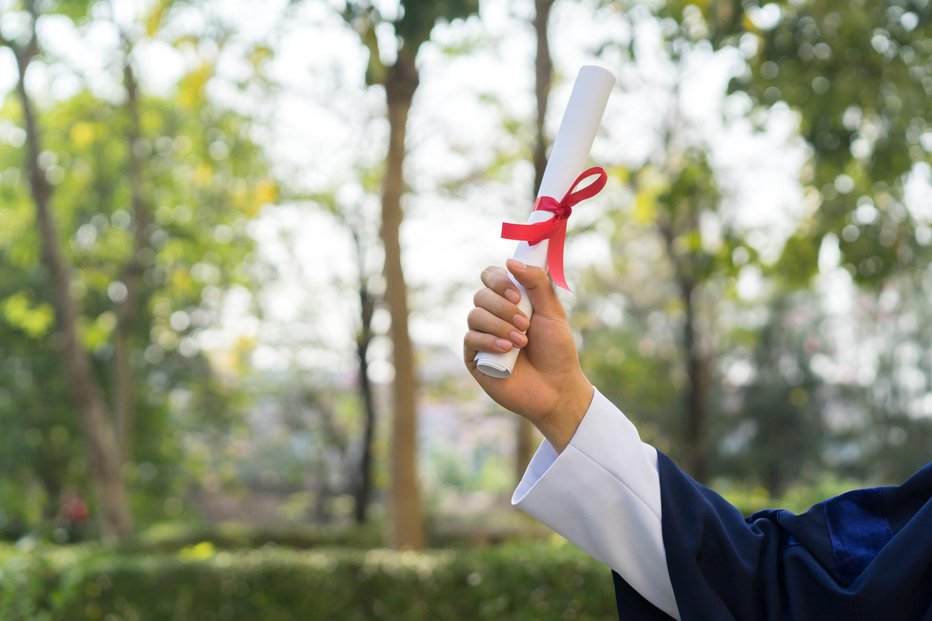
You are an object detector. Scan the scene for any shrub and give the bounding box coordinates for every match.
[0,539,616,621]
[118,521,384,554]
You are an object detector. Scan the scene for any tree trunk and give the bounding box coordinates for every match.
[36,449,64,524]
[352,231,378,524]
[113,42,149,464]
[532,0,554,196]
[516,0,556,480]
[382,50,424,550]
[515,419,538,482]
[657,214,709,482]
[11,36,133,539]
[681,279,709,482]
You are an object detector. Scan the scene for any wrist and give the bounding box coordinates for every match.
[535,377,594,453]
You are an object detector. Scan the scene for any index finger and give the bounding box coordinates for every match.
[480,265,521,305]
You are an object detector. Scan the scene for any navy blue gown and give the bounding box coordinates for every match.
[612,454,932,620]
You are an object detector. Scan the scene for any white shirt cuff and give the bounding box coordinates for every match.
[511,387,680,620]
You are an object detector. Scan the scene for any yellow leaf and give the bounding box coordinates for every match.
[145,0,171,37]
[179,541,216,562]
[194,163,213,187]
[249,45,273,71]
[606,165,631,184]
[172,34,200,49]
[253,179,278,211]
[633,190,656,225]
[169,267,194,292]
[742,12,762,34]
[179,63,214,108]
[70,121,96,149]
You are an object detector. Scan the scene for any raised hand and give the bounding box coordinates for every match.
[463,259,593,452]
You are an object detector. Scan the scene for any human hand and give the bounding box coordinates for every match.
[463,259,593,452]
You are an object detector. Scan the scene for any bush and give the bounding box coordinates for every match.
[715,474,868,517]
[0,539,616,621]
[118,521,384,554]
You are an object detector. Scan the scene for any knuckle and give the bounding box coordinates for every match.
[482,265,504,285]
[490,272,509,292]
[476,288,497,311]
[472,288,485,306]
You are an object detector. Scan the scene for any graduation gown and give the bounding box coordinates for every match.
[613,454,932,621]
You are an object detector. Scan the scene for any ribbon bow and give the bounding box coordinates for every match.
[500,166,608,291]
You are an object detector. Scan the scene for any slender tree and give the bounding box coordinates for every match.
[516,0,556,480]
[341,0,478,549]
[350,225,379,524]
[1,1,133,538]
[653,157,719,483]
[307,189,381,524]
[111,29,149,464]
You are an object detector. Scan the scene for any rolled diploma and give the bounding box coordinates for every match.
[475,65,615,379]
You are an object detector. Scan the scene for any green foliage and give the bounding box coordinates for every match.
[0,249,84,534]
[1,293,54,338]
[579,309,683,454]
[739,0,931,283]
[713,293,829,495]
[392,0,480,53]
[577,152,739,465]
[0,0,94,26]
[653,151,729,283]
[0,540,616,621]
[717,472,864,516]
[657,0,931,283]
[590,0,931,488]
[0,72,274,530]
[118,521,385,553]
[772,230,821,287]
[341,0,480,84]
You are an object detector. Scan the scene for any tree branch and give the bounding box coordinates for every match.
[112,30,151,461]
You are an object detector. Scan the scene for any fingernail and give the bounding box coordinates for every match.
[513,314,529,331]
[495,338,513,351]
[510,331,527,347]
[508,259,526,272]
[505,289,520,304]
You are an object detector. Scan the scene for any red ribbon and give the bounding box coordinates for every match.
[500,166,608,291]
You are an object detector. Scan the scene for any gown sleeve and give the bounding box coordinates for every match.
[512,387,680,619]
[655,452,932,621]
[512,383,932,621]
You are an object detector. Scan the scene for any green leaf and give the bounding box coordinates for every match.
[1,293,54,338]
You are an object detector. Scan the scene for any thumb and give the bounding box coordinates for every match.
[507,259,565,319]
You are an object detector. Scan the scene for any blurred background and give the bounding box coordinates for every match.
[0,0,929,618]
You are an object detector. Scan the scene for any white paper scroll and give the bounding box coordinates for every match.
[475,65,615,378]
